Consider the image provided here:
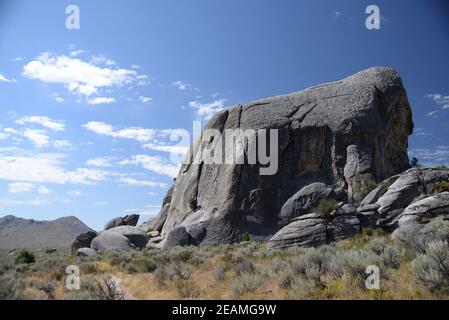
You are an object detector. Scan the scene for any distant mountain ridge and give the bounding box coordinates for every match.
[0,215,93,249]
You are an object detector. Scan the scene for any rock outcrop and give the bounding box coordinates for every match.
[70,231,98,255]
[154,67,413,247]
[91,226,149,252]
[104,214,140,230]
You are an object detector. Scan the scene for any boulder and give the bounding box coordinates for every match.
[280,183,345,221]
[76,247,98,258]
[91,226,148,251]
[162,67,414,246]
[376,168,449,227]
[70,231,98,255]
[268,214,328,249]
[162,226,193,249]
[104,214,140,230]
[397,192,449,226]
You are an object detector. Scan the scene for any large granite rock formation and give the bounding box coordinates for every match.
[152,67,414,247]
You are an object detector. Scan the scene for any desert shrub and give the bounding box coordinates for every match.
[278,273,294,290]
[354,173,378,200]
[288,276,317,299]
[169,246,194,263]
[188,197,197,210]
[230,272,264,298]
[154,267,168,288]
[234,259,255,276]
[411,240,449,293]
[214,264,226,282]
[435,165,449,171]
[290,246,334,288]
[129,256,157,273]
[331,248,380,285]
[15,250,35,265]
[240,232,250,242]
[434,181,449,193]
[63,290,91,300]
[396,217,449,254]
[316,198,338,218]
[365,237,401,269]
[175,280,201,298]
[169,261,192,281]
[87,275,125,300]
[107,251,132,267]
[270,257,289,274]
[80,262,98,274]
[0,273,28,299]
[37,281,55,299]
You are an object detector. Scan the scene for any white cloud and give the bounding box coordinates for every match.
[53,140,72,149]
[90,55,115,66]
[0,73,16,83]
[86,157,116,167]
[142,143,189,155]
[22,53,140,99]
[188,99,227,120]
[69,50,85,57]
[409,145,449,166]
[55,96,64,103]
[8,182,34,194]
[120,155,180,178]
[94,201,108,206]
[426,93,449,118]
[37,186,51,194]
[139,96,152,103]
[83,121,155,143]
[13,57,23,62]
[23,129,50,148]
[67,190,81,196]
[0,153,108,185]
[87,97,116,105]
[15,116,65,131]
[172,80,192,90]
[118,177,167,188]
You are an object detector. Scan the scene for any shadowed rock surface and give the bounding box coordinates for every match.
[0,215,93,249]
[156,67,414,247]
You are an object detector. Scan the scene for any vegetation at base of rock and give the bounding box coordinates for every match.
[14,250,35,265]
[434,181,449,193]
[354,173,378,201]
[435,165,449,171]
[240,232,250,242]
[2,218,449,300]
[316,198,338,218]
[188,197,197,210]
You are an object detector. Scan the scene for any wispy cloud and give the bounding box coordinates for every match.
[426,93,449,118]
[118,177,167,188]
[0,73,17,83]
[409,145,449,166]
[87,97,116,105]
[8,182,34,194]
[139,96,152,103]
[172,80,194,91]
[15,116,65,131]
[120,155,180,178]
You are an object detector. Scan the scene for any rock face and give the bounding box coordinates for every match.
[76,247,98,258]
[0,215,93,249]
[156,67,413,247]
[91,226,149,252]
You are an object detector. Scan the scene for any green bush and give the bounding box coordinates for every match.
[230,272,264,298]
[188,197,197,210]
[240,232,250,242]
[411,240,449,293]
[435,165,449,171]
[316,199,338,218]
[175,280,201,298]
[15,250,35,265]
[434,181,449,193]
[354,173,378,201]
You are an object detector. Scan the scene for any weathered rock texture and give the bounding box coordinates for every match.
[156,67,413,247]
[91,226,149,252]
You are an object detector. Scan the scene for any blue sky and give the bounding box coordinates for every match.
[0,0,448,230]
